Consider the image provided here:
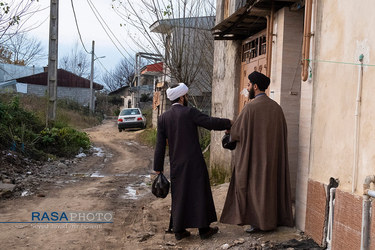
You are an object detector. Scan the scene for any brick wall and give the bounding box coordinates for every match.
[331,189,362,249]
[331,189,375,250]
[305,179,326,246]
[305,180,375,249]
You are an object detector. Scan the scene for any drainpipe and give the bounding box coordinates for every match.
[352,54,364,193]
[266,4,274,78]
[301,0,313,81]
[361,175,375,250]
[326,188,336,250]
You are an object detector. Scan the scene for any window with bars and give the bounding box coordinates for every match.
[242,35,267,62]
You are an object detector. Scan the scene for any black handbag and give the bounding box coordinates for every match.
[152,173,170,198]
[222,133,237,150]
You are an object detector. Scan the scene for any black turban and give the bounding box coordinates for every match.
[248,71,270,90]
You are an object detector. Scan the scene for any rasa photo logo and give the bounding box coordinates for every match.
[0,211,114,224]
[31,211,114,223]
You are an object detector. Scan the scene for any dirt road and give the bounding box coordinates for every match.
[0,119,307,249]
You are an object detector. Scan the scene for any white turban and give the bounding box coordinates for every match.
[166,83,189,101]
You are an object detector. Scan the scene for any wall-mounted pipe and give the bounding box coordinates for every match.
[301,0,313,81]
[352,54,364,193]
[361,175,375,250]
[266,4,274,78]
[326,188,336,250]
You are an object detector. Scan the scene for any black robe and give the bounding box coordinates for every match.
[154,104,231,232]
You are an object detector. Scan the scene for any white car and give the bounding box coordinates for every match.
[117,108,146,132]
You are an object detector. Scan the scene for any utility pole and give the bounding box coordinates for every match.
[89,40,95,112]
[46,0,59,126]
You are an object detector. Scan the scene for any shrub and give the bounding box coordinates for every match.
[37,127,90,157]
[0,95,92,159]
[0,96,44,152]
[140,93,152,102]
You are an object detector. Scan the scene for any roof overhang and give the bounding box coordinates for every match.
[212,0,300,40]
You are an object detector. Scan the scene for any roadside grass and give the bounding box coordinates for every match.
[137,128,157,148]
[210,164,230,186]
[0,93,102,129]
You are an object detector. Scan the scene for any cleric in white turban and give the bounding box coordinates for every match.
[166,83,189,101]
[154,81,232,240]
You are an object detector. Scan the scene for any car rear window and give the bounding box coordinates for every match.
[120,109,140,115]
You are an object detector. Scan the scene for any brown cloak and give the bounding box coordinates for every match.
[220,95,294,230]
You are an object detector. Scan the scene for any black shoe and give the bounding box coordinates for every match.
[245,226,261,233]
[199,226,219,239]
[175,230,191,240]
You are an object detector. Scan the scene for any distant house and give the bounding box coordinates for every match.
[14,68,103,106]
[132,61,163,109]
[110,62,163,113]
[108,85,131,108]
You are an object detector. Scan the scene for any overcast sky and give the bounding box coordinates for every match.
[27,0,138,74]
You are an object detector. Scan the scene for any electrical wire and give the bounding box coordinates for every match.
[87,0,135,60]
[86,0,133,61]
[305,59,375,67]
[94,55,114,77]
[70,0,91,54]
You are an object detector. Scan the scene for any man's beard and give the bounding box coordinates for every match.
[248,86,255,100]
[183,96,188,106]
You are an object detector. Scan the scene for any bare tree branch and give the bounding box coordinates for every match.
[2,33,46,65]
[101,58,135,92]
[59,42,91,78]
[112,0,215,111]
[0,0,46,43]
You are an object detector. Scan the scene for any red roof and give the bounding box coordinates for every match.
[141,62,163,75]
[16,69,104,90]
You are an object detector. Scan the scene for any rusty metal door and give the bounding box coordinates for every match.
[239,31,267,112]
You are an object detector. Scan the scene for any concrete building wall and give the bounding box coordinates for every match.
[210,0,242,173]
[210,39,241,172]
[301,0,375,245]
[27,84,93,105]
[309,0,375,194]
[270,8,304,203]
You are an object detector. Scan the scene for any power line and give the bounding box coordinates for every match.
[86,0,134,61]
[70,0,90,54]
[94,55,113,76]
[87,0,135,58]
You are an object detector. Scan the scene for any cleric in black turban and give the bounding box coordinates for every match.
[248,71,270,91]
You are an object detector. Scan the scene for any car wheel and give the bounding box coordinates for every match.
[119,129,122,132]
